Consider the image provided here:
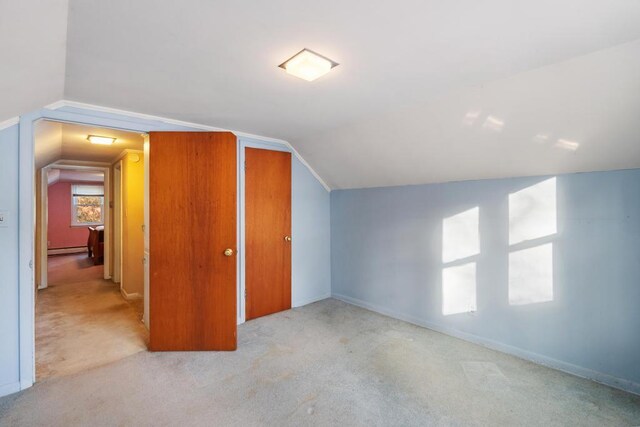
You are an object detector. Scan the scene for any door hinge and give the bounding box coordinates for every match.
[244,289,247,299]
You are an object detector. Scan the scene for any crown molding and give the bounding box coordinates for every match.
[46,100,331,191]
[111,148,144,164]
[43,100,67,110]
[47,159,112,169]
[0,117,19,131]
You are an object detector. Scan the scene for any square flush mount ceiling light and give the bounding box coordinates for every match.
[279,48,338,82]
[87,135,117,145]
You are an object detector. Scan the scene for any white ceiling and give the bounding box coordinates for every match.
[305,40,640,188]
[6,1,640,188]
[0,0,68,122]
[34,121,144,167]
[34,120,63,169]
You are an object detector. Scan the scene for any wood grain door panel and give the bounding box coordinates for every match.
[245,148,292,320]
[149,131,237,351]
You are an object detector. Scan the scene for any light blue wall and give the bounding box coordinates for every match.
[292,156,331,306]
[238,138,331,321]
[331,169,640,393]
[0,124,20,395]
[0,106,330,397]
[57,108,331,309]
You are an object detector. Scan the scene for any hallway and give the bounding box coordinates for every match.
[36,253,148,380]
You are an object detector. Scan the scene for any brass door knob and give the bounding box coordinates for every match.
[284,236,292,242]
[224,248,234,257]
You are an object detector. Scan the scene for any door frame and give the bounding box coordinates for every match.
[19,110,155,389]
[38,160,111,290]
[113,159,123,284]
[111,149,145,295]
[17,105,293,391]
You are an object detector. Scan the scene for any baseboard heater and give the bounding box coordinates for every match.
[48,246,88,256]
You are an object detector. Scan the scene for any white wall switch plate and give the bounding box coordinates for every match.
[0,210,8,227]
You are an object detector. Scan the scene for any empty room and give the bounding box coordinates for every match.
[0,1,639,425]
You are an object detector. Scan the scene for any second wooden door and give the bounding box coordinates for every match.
[245,148,292,320]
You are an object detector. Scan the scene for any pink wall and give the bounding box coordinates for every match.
[47,181,101,249]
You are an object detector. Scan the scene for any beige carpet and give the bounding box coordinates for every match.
[47,252,103,285]
[3,299,639,426]
[36,253,148,380]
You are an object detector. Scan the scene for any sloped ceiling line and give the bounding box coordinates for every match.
[48,100,331,191]
[5,1,640,189]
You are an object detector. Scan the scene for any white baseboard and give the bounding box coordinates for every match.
[332,293,640,396]
[0,381,21,397]
[120,287,142,300]
[293,292,331,308]
[235,293,331,325]
[48,247,88,255]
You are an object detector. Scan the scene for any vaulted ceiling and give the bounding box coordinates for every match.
[4,1,640,188]
[0,0,68,122]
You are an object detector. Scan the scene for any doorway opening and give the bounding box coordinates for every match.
[33,119,148,380]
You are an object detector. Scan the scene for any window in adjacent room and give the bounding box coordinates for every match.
[71,184,104,226]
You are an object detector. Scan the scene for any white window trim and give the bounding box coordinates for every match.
[70,184,105,227]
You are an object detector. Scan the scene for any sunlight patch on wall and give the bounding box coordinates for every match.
[508,243,553,305]
[509,178,556,245]
[442,207,479,315]
[442,207,479,263]
[508,178,556,306]
[443,263,477,315]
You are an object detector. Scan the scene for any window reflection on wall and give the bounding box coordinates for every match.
[509,243,553,305]
[443,262,477,315]
[443,207,479,263]
[508,178,556,306]
[442,207,479,315]
[509,177,556,245]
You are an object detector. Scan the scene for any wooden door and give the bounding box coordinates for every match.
[149,131,237,351]
[245,148,292,320]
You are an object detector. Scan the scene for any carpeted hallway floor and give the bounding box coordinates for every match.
[36,253,147,380]
[47,252,104,285]
[2,299,639,426]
